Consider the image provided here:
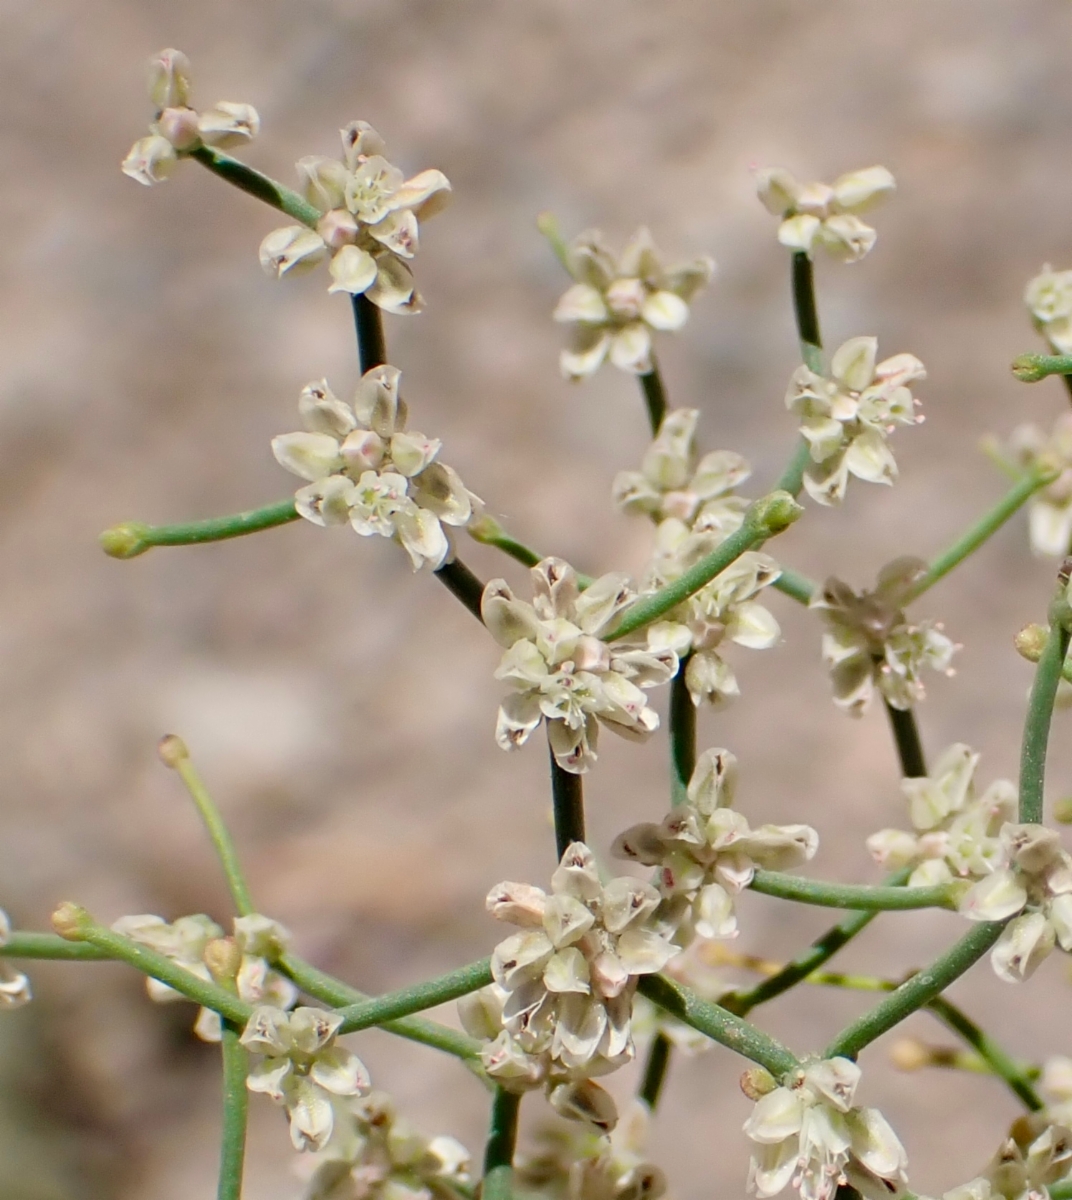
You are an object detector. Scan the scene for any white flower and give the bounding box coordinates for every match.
[259,121,450,312]
[755,166,895,262]
[1041,1059,1072,1129]
[1005,414,1072,558]
[787,337,925,506]
[272,368,475,570]
[0,911,31,1009]
[810,559,958,716]
[1026,265,1072,355]
[958,824,1072,983]
[613,749,818,943]
[483,559,677,773]
[242,1006,371,1152]
[867,744,1016,887]
[552,227,713,379]
[982,1118,1072,1200]
[743,1057,907,1200]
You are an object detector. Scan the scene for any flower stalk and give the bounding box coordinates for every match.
[748,871,957,911]
[481,1088,521,1200]
[336,958,493,1034]
[99,501,300,558]
[218,1024,250,1200]
[190,145,322,226]
[1019,586,1072,823]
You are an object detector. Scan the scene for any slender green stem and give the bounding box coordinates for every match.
[481,1088,520,1200]
[549,744,586,859]
[606,493,801,642]
[190,145,321,226]
[99,501,300,559]
[639,1032,672,1110]
[637,974,799,1078]
[748,871,956,911]
[1020,603,1071,823]
[277,953,482,1062]
[467,519,593,587]
[218,1026,249,1200]
[791,251,823,371]
[162,737,254,917]
[352,294,388,373]
[824,922,1003,1060]
[336,959,492,1034]
[773,568,817,605]
[883,703,927,779]
[774,439,811,499]
[1,932,110,960]
[926,996,1042,1110]
[639,364,667,435]
[1010,352,1072,383]
[669,665,696,808]
[905,470,1057,601]
[435,558,487,623]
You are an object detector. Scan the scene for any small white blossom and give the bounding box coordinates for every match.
[483,559,677,773]
[959,824,1072,983]
[552,227,713,380]
[242,1005,371,1152]
[787,337,925,506]
[259,121,450,312]
[743,1057,907,1200]
[810,558,958,716]
[1005,414,1072,558]
[0,910,31,1009]
[272,368,475,570]
[1041,1059,1072,1129]
[981,1118,1072,1200]
[867,744,1016,887]
[755,166,895,262]
[613,749,818,944]
[1026,265,1072,356]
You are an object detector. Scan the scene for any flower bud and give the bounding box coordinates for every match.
[197,102,261,149]
[259,226,328,279]
[739,1066,777,1100]
[548,1078,618,1132]
[99,522,150,559]
[1011,354,1051,384]
[148,49,192,110]
[467,514,506,545]
[1015,623,1049,662]
[888,1038,934,1071]
[157,734,189,769]
[341,429,386,473]
[156,106,201,151]
[1054,797,1072,824]
[122,135,178,186]
[203,937,242,984]
[747,491,804,537]
[316,209,360,252]
[51,902,89,941]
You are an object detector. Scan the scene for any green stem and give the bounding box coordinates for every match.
[100,501,300,558]
[352,293,388,373]
[669,665,696,808]
[1049,1183,1072,1200]
[824,922,1003,1060]
[549,743,586,859]
[905,470,1056,601]
[1010,352,1072,383]
[1,932,110,960]
[772,568,817,605]
[277,953,482,1063]
[218,1027,249,1200]
[606,493,801,642]
[536,212,571,272]
[1020,604,1071,824]
[791,251,823,371]
[435,558,487,623]
[639,363,667,435]
[190,145,321,226]
[883,703,927,779]
[748,871,955,911]
[774,439,811,500]
[336,959,492,1034]
[639,1032,673,1110]
[481,1088,520,1200]
[466,519,593,588]
[637,974,799,1078]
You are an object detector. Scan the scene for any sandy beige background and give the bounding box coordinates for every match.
[5,1,1072,1196]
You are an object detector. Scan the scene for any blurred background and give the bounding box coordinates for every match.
[5,0,1072,1195]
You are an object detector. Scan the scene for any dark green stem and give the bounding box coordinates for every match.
[336,959,492,1034]
[774,439,811,499]
[100,501,300,559]
[883,703,927,779]
[482,1088,521,1200]
[190,146,322,226]
[639,364,667,435]
[669,665,696,808]
[1020,603,1071,823]
[749,871,955,911]
[218,1027,249,1200]
[352,293,388,373]
[435,558,487,623]
[549,742,586,859]
[638,1032,672,1110]
[792,251,823,370]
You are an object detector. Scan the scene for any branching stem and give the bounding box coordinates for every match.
[1020,599,1072,823]
[190,146,322,226]
[218,1026,249,1200]
[749,871,956,911]
[549,743,586,859]
[337,959,492,1034]
[482,1088,521,1200]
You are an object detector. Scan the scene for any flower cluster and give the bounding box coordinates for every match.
[0,910,30,1009]
[754,166,895,262]
[867,743,1016,887]
[1025,265,1072,355]
[112,911,297,1041]
[272,367,475,570]
[122,49,260,186]
[551,227,714,379]
[613,749,818,943]
[259,122,450,312]
[743,1057,907,1200]
[810,558,958,716]
[1004,413,1072,558]
[959,823,1072,983]
[482,559,677,773]
[304,1091,471,1200]
[241,1005,371,1152]
[787,336,926,506]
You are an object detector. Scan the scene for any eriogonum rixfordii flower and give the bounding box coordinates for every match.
[754,166,895,262]
[613,749,818,943]
[551,226,714,379]
[743,1057,908,1200]
[111,911,297,1041]
[1004,413,1072,557]
[241,1005,371,1152]
[1026,265,1072,356]
[482,559,677,773]
[304,1090,471,1200]
[122,49,260,186]
[1040,1059,1072,1130]
[978,1116,1072,1200]
[810,558,958,717]
[867,744,1016,887]
[786,336,926,506]
[259,120,450,313]
[958,823,1072,983]
[0,910,31,1009]
[272,367,475,571]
